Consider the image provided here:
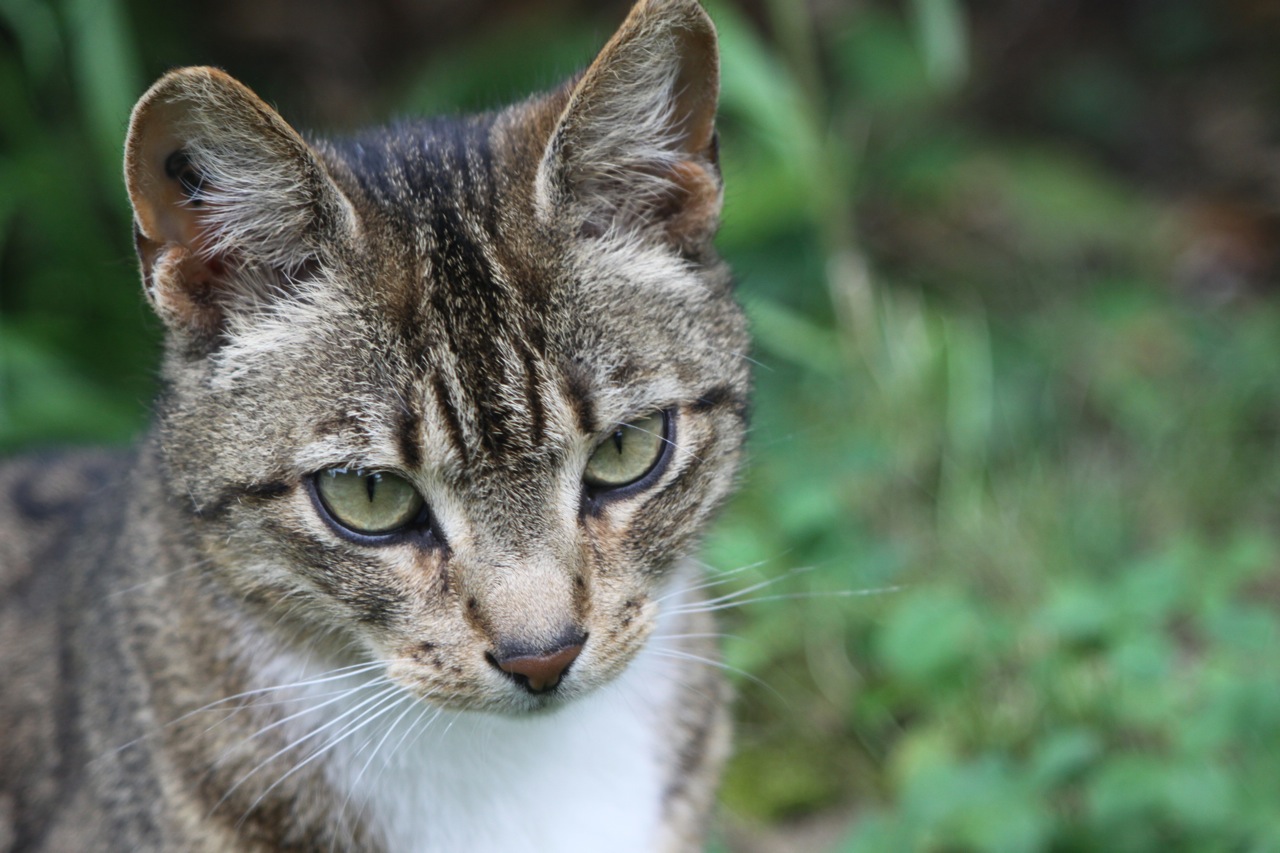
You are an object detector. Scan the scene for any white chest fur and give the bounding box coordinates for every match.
[252,643,680,853]
[354,657,672,853]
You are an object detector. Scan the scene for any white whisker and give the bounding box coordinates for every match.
[105,557,216,598]
[646,647,783,702]
[211,677,394,758]
[102,660,402,759]
[236,685,407,828]
[327,692,425,853]
[683,340,772,371]
[648,632,732,643]
[214,681,400,816]
[392,703,443,765]
[202,661,394,709]
[665,567,817,614]
[623,420,706,464]
[652,561,768,605]
[669,586,901,616]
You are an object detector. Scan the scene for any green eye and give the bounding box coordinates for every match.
[583,411,669,490]
[313,468,425,536]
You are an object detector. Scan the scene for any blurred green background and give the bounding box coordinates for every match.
[5,0,1280,850]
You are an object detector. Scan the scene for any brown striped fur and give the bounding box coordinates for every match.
[0,2,748,850]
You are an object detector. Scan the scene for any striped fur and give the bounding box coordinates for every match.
[0,1,748,850]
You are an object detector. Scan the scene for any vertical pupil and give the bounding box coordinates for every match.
[612,428,625,454]
[365,473,378,502]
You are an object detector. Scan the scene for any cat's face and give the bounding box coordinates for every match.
[161,178,748,714]
[127,0,747,713]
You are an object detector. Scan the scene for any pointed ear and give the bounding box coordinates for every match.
[125,67,357,342]
[536,0,721,249]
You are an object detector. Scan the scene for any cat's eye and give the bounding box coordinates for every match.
[313,468,426,537]
[584,411,671,492]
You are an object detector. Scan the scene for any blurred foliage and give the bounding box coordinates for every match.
[698,1,1280,850]
[0,0,154,447]
[5,1,1280,851]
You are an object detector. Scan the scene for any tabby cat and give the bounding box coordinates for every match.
[0,0,750,849]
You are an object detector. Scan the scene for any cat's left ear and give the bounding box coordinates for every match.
[125,67,358,342]
[536,0,721,250]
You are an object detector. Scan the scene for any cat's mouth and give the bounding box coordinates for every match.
[503,688,578,716]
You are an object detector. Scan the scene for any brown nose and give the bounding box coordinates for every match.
[489,638,585,693]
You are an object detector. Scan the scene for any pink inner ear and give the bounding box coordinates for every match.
[130,143,237,337]
[142,242,228,339]
[123,66,355,341]
[141,164,229,272]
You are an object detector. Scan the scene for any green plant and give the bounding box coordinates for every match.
[0,0,156,450]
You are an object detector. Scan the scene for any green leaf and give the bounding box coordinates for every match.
[908,0,969,92]
[875,588,984,684]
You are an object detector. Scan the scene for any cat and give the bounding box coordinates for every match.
[0,0,751,850]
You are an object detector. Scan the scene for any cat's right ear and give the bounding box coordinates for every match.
[125,67,357,343]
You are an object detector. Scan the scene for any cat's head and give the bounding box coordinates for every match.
[124,0,749,713]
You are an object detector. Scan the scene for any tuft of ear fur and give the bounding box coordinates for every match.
[125,67,357,342]
[536,0,721,250]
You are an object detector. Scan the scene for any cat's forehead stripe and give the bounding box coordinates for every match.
[563,360,597,436]
[327,114,736,469]
[406,128,558,460]
[430,371,470,465]
[516,340,547,447]
[397,404,423,470]
[330,120,552,463]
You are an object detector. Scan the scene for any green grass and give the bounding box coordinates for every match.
[4,1,1280,850]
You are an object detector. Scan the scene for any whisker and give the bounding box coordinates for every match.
[683,340,772,371]
[389,703,443,767]
[237,686,407,828]
[102,660,402,759]
[435,709,463,744]
[342,700,446,844]
[210,660,396,708]
[327,693,426,852]
[648,632,734,643]
[204,661,395,710]
[193,685,373,737]
[105,556,217,598]
[630,652,724,708]
[214,682,400,816]
[377,693,436,762]
[665,567,818,614]
[209,677,395,758]
[668,586,901,616]
[693,555,776,576]
[652,562,768,605]
[624,420,706,464]
[646,647,784,703]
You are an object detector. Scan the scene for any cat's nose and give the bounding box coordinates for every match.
[488,633,586,693]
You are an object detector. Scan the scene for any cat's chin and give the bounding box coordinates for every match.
[418,674,606,717]
[492,691,577,717]
[374,665,592,717]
